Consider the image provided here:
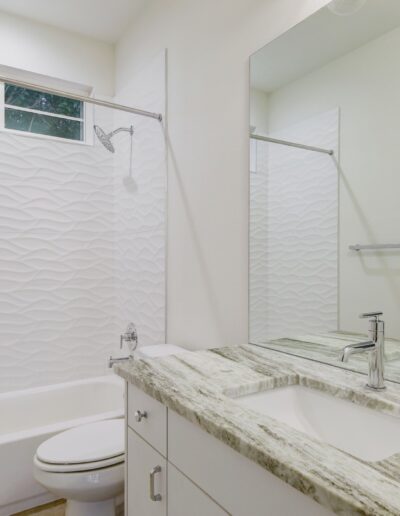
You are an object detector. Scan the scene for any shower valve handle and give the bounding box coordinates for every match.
[120,323,138,350]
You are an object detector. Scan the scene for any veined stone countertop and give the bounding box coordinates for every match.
[115,344,400,515]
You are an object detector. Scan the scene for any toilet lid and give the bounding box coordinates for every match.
[34,452,124,473]
[36,419,124,465]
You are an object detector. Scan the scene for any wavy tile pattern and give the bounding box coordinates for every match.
[112,51,166,351]
[0,53,166,393]
[250,109,338,343]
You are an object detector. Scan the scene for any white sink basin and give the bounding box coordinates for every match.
[234,385,400,462]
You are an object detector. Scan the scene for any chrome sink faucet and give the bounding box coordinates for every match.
[340,312,385,390]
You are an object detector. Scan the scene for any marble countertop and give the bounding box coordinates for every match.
[115,344,400,515]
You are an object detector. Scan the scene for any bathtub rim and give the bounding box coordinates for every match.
[0,374,124,445]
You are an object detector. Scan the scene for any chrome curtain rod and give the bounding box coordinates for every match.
[349,244,400,252]
[251,133,334,156]
[0,75,163,122]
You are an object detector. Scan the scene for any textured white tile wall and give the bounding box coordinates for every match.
[250,109,338,343]
[249,139,270,341]
[0,128,117,392]
[113,51,166,352]
[0,53,166,393]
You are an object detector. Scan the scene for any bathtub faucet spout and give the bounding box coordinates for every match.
[108,355,133,368]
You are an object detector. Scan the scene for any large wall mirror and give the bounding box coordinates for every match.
[249,0,400,383]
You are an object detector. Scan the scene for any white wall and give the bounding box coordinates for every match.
[0,10,114,96]
[250,88,269,135]
[113,51,167,352]
[264,25,400,338]
[115,0,330,349]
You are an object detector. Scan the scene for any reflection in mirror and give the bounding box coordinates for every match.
[249,0,400,383]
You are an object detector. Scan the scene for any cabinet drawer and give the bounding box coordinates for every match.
[168,463,229,516]
[127,428,167,516]
[168,410,334,516]
[127,383,167,456]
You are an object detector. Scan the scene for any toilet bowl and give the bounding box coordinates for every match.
[33,419,124,516]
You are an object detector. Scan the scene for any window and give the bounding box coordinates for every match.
[0,82,86,143]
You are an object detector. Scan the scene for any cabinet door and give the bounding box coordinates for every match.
[169,410,334,516]
[127,428,167,516]
[168,463,229,516]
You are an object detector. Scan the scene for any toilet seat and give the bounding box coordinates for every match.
[35,419,124,473]
[34,452,124,473]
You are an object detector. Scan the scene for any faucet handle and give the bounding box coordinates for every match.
[360,312,384,337]
[120,323,138,351]
[359,312,383,321]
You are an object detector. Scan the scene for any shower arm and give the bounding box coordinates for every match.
[108,126,134,138]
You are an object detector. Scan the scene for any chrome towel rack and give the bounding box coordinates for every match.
[250,133,334,156]
[349,244,400,251]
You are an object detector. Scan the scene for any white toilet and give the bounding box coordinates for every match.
[34,419,124,516]
[34,344,188,516]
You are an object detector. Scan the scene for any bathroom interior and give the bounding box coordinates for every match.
[0,0,400,515]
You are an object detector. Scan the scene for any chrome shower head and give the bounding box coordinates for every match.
[93,124,134,153]
[94,125,115,153]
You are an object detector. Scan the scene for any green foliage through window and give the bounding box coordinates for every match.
[3,83,84,142]
[5,109,83,141]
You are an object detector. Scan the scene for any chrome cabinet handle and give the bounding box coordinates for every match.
[134,410,147,422]
[149,465,162,502]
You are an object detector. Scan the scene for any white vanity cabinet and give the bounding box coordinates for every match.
[127,429,167,516]
[127,379,167,456]
[126,383,167,516]
[168,464,228,516]
[125,383,333,516]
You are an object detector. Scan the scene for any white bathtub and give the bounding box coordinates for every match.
[0,375,124,515]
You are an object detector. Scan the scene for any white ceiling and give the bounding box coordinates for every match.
[0,0,147,43]
[251,0,400,93]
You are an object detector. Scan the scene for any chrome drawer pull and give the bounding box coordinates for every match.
[149,465,162,502]
[134,410,147,422]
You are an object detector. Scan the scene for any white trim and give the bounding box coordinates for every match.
[0,64,92,97]
[83,98,94,146]
[0,82,4,128]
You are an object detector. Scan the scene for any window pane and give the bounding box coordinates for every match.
[5,108,83,141]
[5,84,83,118]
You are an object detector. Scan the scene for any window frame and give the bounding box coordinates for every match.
[0,80,94,146]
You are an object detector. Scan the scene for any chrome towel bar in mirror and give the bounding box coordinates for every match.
[349,244,400,251]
